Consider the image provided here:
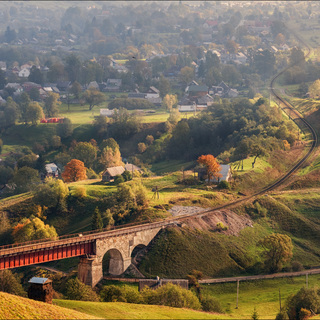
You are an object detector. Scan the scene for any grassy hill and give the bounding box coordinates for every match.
[0,292,97,320]
[0,291,228,320]
[54,299,228,319]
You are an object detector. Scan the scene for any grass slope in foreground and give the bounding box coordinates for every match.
[55,300,228,319]
[0,292,97,320]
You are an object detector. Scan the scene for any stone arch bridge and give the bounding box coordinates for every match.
[0,220,175,287]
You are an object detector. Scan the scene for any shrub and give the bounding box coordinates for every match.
[216,222,228,231]
[286,287,320,320]
[299,308,311,320]
[218,180,230,189]
[100,285,126,302]
[141,283,201,310]
[65,278,99,301]
[201,295,223,313]
[292,261,304,272]
[122,170,132,182]
[73,186,87,198]
[114,174,125,185]
[275,310,289,320]
[87,168,99,179]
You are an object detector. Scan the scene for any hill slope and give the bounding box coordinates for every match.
[0,292,97,320]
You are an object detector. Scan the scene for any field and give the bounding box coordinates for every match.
[201,275,320,319]
[0,292,96,320]
[55,300,228,319]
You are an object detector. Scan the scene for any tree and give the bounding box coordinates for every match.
[65,54,82,82]
[62,159,87,182]
[250,144,267,168]
[44,92,60,117]
[162,94,178,111]
[33,178,69,211]
[197,155,222,184]
[72,141,97,168]
[13,166,40,192]
[179,66,194,86]
[92,207,103,231]
[0,270,26,297]
[4,97,19,127]
[259,233,293,273]
[17,92,30,124]
[286,287,320,320]
[83,88,104,110]
[308,79,320,99]
[29,87,40,101]
[70,81,82,99]
[138,142,147,153]
[28,66,43,84]
[99,146,123,169]
[12,217,58,243]
[57,117,73,138]
[225,39,239,54]
[158,75,171,98]
[65,278,99,301]
[26,102,44,124]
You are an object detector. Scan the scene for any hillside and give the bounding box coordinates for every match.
[0,292,97,320]
[54,299,229,319]
[0,292,228,320]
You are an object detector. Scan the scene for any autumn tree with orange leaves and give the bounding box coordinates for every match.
[197,154,222,184]
[62,159,87,182]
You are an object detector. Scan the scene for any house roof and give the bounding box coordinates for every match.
[188,85,208,92]
[29,277,52,284]
[45,163,59,174]
[104,166,125,177]
[125,163,142,172]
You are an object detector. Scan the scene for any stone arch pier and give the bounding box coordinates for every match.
[78,227,161,287]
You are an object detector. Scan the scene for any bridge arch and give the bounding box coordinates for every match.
[102,248,125,275]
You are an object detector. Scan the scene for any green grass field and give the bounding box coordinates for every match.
[202,275,320,319]
[230,156,272,175]
[54,300,228,319]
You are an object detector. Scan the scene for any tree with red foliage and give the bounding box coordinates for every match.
[197,154,222,184]
[62,159,87,182]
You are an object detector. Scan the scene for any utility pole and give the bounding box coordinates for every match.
[306,273,308,288]
[279,288,281,311]
[236,280,239,309]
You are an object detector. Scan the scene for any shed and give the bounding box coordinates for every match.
[28,277,53,304]
[102,166,125,182]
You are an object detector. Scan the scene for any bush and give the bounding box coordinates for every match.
[100,285,142,303]
[200,295,223,313]
[72,186,87,198]
[216,222,228,231]
[275,310,289,320]
[286,287,320,320]
[218,180,230,189]
[114,174,125,185]
[87,168,99,179]
[299,308,311,320]
[141,283,201,310]
[292,261,304,272]
[100,285,126,302]
[65,278,99,301]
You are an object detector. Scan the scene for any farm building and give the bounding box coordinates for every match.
[102,166,125,182]
[28,277,53,304]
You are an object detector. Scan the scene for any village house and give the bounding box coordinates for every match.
[18,68,30,78]
[102,166,125,182]
[102,79,122,92]
[45,163,60,178]
[197,164,232,183]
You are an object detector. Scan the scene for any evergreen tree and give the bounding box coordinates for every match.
[92,207,103,231]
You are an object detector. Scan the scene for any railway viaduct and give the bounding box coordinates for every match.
[0,221,171,287]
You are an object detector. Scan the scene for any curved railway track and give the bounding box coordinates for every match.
[0,30,318,253]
